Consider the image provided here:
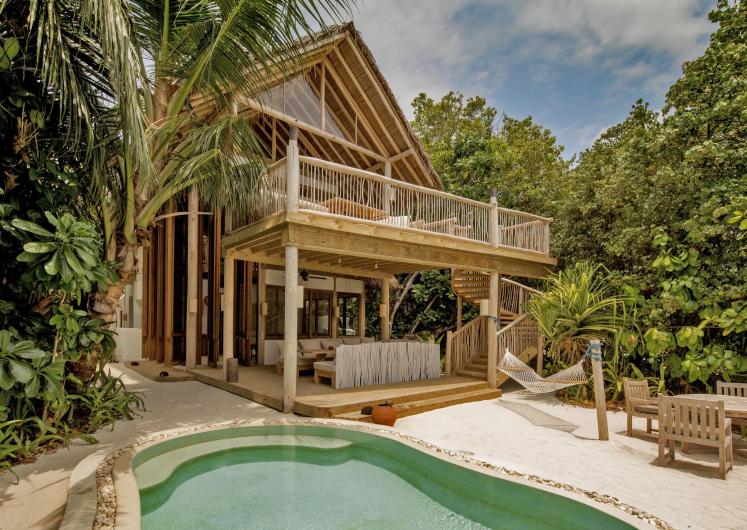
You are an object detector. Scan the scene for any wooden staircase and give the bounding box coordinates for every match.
[455,345,539,387]
[327,381,502,422]
[448,270,544,387]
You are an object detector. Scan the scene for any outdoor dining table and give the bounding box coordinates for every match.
[635,393,747,420]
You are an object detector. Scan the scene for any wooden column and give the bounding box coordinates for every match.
[141,232,150,359]
[380,278,390,341]
[487,272,500,389]
[245,261,254,365]
[163,214,175,366]
[445,330,452,376]
[155,223,165,362]
[283,127,300,413]
[186,187,199,368]
[536,334,544,375]
[486,189,500,389]
[222,257,235,380]
[147,229,157,360]
[590,339,609,441]
[456,295,463,330]
[331,277,338,339]
[359,287,366,338]
[282,245,299,413]
[257,265,266,365]
[208,210,222,367]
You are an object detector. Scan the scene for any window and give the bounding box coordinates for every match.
[266,286,286,337]
[266,286,332,338]
[302,290,332,337]
[337,293,360,336]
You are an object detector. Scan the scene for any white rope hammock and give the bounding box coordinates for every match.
[498,349,588,394]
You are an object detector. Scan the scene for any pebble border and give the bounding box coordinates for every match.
[93,418,672,530]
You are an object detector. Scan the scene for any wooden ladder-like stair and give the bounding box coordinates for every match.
[455,346,539,387]
[330,381,502,422]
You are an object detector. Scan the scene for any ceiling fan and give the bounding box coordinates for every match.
[300,270,326,282]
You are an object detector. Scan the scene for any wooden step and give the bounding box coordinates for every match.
[302,380,492,417]
[333,388,502,422]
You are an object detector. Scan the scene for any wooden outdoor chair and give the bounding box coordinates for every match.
[623,378,658,436]
[717,381,747,427]
[658,396,734,479]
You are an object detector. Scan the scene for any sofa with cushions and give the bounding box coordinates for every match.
[273,336,375,375]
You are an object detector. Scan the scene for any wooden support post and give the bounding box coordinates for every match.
[456,295,463,330]
[155,224,165,362]
[359,287,366,338]
[141,233,150,359]
[282,245,299,413]
[208,210,222,367]
[287,127,299,212]
[383,161,392,215]
[590,339,609,441]
[186,186,199,369]
[487,271,499,389]
[164,213,175,366]
[331,277,338,339]
[222,257,235,380]
[257,265,266,365]
[147,229,157,361]
[536,334,544,375]
[445,330,453,376]
[246,261,254,365]
[380,278,390,341]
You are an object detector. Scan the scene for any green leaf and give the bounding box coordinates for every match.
[9,359,33,384]
[3,38,20,60]
[22,242,57,254]
[10,219,54,238]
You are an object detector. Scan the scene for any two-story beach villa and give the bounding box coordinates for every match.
[121,23,556,419]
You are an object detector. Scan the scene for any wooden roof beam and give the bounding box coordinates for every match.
[241,96,386,162]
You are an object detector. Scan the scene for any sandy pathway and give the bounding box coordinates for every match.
[0,364,282,530]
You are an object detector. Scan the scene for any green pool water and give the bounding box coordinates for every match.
[134,425,636,530]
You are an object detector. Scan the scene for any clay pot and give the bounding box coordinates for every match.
[371,403,397,426]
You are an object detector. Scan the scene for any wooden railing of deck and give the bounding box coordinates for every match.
[240,155,552,256]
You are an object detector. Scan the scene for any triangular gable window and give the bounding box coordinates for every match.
[258,75,344,138]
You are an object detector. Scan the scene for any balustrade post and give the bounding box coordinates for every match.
[286,127,299,213]
[489,189,499,247]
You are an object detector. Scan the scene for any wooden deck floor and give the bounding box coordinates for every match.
[188,365,500,418]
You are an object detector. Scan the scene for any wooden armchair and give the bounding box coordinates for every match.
[717,381,747,427]
[623,378,658,436]
[658,396,733,479]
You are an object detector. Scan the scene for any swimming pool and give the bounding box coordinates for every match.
[133,424,637,529]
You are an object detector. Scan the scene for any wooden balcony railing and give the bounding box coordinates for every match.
[244,154,552,256]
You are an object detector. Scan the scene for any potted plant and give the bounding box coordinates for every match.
[372,401,397,426]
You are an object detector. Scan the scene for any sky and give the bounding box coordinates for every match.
[349,0,715,158]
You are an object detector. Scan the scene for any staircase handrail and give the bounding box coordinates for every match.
[445,315,488,375]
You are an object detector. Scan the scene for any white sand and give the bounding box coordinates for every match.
[396,386,747,530]
[0,364,283,530]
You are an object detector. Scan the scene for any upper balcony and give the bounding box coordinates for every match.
[223,149,556,280]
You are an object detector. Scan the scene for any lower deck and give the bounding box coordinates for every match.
[187,365,501,420]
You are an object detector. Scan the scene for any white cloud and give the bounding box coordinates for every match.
[351,0,711,116]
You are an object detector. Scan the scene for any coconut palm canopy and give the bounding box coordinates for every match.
[16,0,355,314]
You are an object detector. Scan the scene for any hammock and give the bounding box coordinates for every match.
[498,349,588,394]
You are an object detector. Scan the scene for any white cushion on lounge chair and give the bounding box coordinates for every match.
[313,361,336,372]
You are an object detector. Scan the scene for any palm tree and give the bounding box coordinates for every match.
[527,261,626,364]
[15,0,352,318]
